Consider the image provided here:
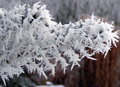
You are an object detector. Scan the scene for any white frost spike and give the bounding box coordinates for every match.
[0,2,119,85]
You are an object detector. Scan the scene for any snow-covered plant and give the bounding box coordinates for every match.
[0,2,119,85]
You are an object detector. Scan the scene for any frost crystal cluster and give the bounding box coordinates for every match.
[0,2,119,85]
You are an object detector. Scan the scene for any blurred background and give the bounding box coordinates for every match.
[0,0,120,87]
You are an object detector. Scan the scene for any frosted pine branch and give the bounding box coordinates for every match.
[0,2,119,85]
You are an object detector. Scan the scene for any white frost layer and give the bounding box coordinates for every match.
[0,1,119,85]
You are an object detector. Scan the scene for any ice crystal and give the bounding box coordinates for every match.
[0,2,119,85]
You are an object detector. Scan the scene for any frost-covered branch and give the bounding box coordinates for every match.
[0,2,119,85]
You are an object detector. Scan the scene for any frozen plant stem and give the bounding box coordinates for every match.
[0,2,119,85]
